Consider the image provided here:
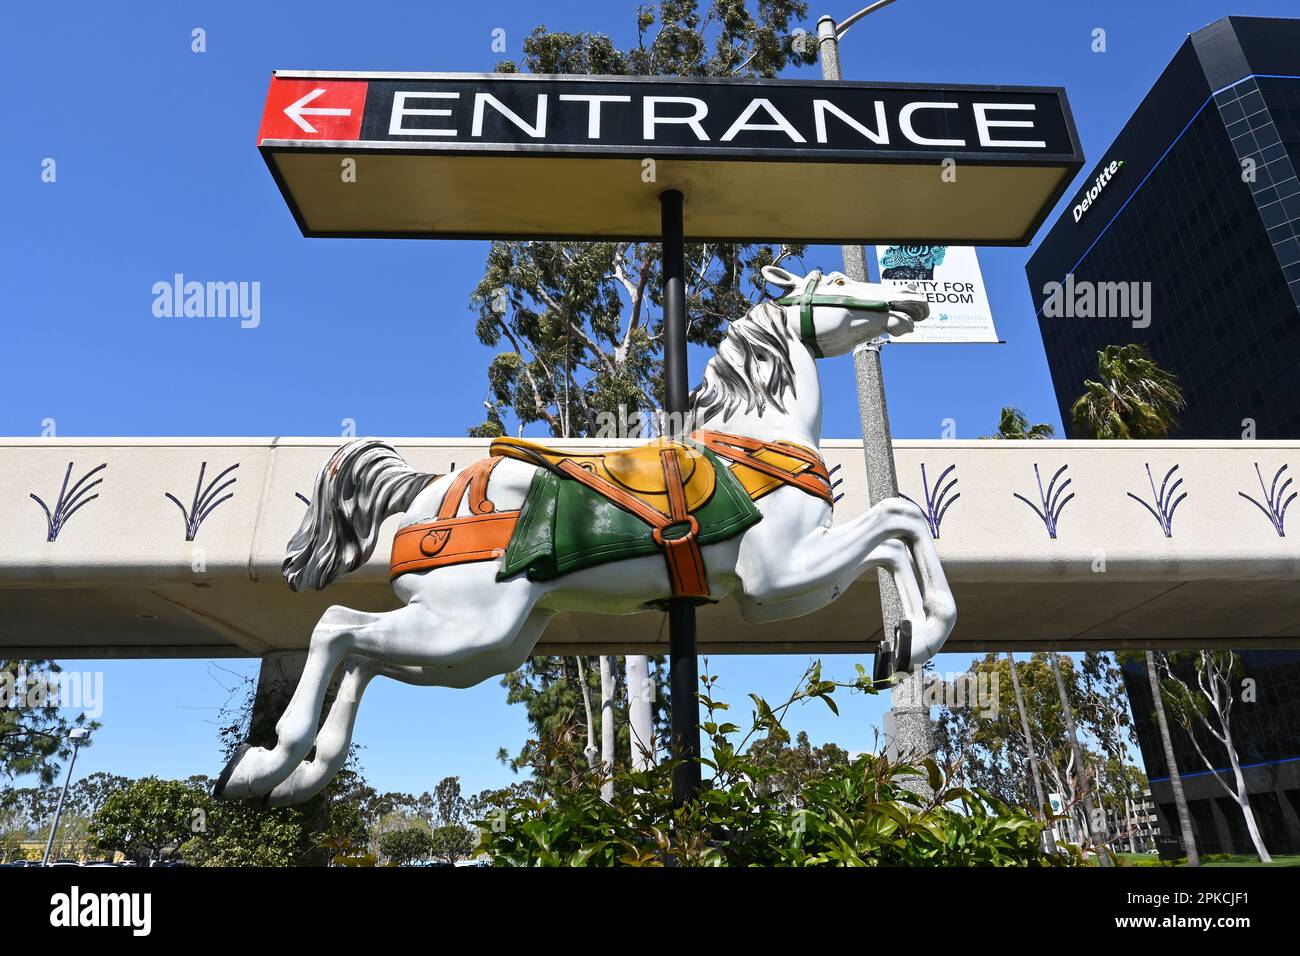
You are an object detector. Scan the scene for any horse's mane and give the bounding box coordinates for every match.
[690,300,797,427]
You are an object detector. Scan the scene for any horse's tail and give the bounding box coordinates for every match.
[283,439,436,592]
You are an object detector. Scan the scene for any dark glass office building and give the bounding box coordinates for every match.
[1026,16,1300,438]
[1028,16,1300,857]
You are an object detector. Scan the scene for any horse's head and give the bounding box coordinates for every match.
[761,266,928,358]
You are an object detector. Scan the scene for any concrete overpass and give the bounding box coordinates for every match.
[2,437,1298,660]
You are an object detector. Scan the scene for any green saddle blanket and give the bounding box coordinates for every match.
[497,446,761,583]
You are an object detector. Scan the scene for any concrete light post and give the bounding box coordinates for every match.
[817,3,934,770]
[42,726,91,866]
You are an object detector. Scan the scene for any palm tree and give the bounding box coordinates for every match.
[986,406,1056,440]
[1070,344,1185,439]
[1145,651,1200,866]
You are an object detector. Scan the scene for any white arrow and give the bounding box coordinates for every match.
[283,88,351,134]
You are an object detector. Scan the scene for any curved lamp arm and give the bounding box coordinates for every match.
[834,0,901,40]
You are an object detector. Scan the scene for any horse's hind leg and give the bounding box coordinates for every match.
[215,602,437,800]
[266,610,551,806]
[735,537,924,625]
[261,654,378,806]
[218,568,545,801]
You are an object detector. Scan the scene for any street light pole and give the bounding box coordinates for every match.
[817,6,933,771]
[42,727,90,865]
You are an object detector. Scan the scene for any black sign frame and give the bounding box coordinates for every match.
[259,71,1084,245]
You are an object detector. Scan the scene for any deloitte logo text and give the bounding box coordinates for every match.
[1072,159,1125,223]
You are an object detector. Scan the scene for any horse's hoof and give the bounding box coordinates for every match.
[212,742,252,800]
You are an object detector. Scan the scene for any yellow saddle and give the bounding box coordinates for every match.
[490,436,716,517]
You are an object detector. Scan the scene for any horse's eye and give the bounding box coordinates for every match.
[834,278,845,286]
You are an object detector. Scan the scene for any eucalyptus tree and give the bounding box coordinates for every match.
[1157,651,1271,862]
[935,652,1142,856]
[1080,652,1145,851]
[1048,651,1110,864]
[934,654,1067,809]
[500,656,671,789]
[573,656,601,771]
[474,1,816,791]
[1006,652,1055,853]
[599,656,617,801]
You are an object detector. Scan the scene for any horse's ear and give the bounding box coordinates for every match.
[761,265,800,294]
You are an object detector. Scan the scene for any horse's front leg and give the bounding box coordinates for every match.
[736,538,925,625]
[740,497,955,668]
[742,497,926,604]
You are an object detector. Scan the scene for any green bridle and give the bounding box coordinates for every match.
[774,270,890,358]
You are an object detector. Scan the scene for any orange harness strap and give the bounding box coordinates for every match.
[692,429,834,507]
[554,450,710,599]
[389,457,516,580]
[389,432,829,588]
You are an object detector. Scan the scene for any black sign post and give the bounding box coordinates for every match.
[658,188,701,804]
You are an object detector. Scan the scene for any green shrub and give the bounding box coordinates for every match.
[478,664,1072,867]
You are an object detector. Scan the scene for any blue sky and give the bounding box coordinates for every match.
[5,0,1294,797]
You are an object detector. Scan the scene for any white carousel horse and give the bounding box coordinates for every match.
[213,266,956,804]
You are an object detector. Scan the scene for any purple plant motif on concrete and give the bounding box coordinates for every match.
[1237,463,1294,537]
[1127,463,1185,538]
[31,462,107,542]
[295,492,311,506]
[1013,463,1074,539]
[829,463,844,504]
[900,463,959,539]
[166,462,239,541]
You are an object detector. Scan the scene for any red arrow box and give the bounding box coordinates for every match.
[258,77,368,143]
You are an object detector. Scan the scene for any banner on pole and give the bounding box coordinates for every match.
[873,245,1000,344]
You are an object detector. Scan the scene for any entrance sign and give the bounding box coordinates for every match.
[257,71,1083,243]
[873,245,1000,344]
